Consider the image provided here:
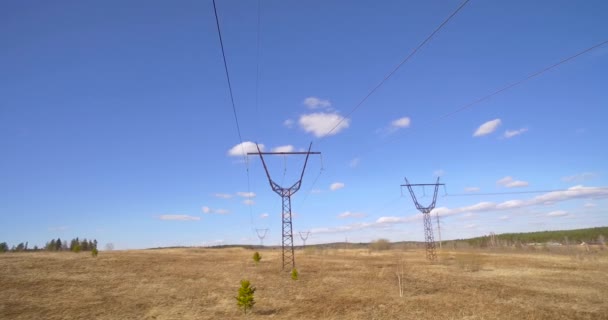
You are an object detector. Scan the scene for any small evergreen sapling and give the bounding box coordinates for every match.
[253,251,261,264]
[91,248,98,257]
[291,268,299,280]
[235,279,256,314]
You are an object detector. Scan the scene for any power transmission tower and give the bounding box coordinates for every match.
[401,177,445,261]
[299,231,311,248]
[248,142,320,271]
[255,228,268,246]
[435,211,442,250]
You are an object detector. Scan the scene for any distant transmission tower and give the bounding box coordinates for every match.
[402,177,445,261]
[255,228,268,246]
[249,142,320,270]
[299,231,311,248]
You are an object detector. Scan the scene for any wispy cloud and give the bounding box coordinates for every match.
[260,213,269,219]
[473,119,501,137]
[433,169,445,177]
[243,199,255,206]
[272,145,295,153]
[330,182,345,191]
[431,185,608,217]
[159,214,201,221]
[283,119,294,128]
[497,176,529,188]
[303,97,332,109]
[202,207,230,215]
[338,211,366,219]
[504,128,528,138]
[214,193,233,199]
[349,158,360,168]
[299,112,350,137]
[464,187,480,192]
[547,210,568,217]
[562,172,598,182]
[237,192,256,198]
[584,202,596,208]
[228,141,264,157]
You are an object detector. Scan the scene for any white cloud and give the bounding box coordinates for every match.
[532,185,608,203]
[330,182,345,191]
[464,187,480,192]
[432,185,608,218]
[584,202,596,208]
[547,210,568,217]
[272,145,295,153]
[310,185,608,236]
[496,200,525,209]
[214,193,233,199]
[504,128,528,138]
[303,97,331,109]
[236,192,256,198]
[562,172,598,182]
[473,119,501,137]
[464,224,478,229]
[433,169,445,177]
[376,216,406,224]
[243,199,255,206]
[507,180,529,188]
[299,112,350,137]
[260,213,269,219]
[391,117,411,129]
[159,214,200,221]
[228,141,264,157]
[311,189,323,194]
[349,158,360,168]
[202,207,230,215]
[497,176,529,188]
[283,119,294,128]
[338,211,366,219]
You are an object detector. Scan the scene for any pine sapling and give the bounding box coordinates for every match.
[291,268,299,280]
[253,251,261,264]
[235,279,256,314]
[91,248,99,257]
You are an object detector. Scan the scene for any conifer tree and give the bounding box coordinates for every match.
[235,280,256,314]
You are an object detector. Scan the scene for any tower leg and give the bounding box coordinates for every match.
[281,195,295,270]
[423,210,437,261]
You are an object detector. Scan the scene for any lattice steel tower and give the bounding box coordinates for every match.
[249,143,320,270]
[402,177,445,261]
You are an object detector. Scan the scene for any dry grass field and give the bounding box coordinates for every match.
[1,246,607,319]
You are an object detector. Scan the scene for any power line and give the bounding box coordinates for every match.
[212,0,257,231]
[438,39,608,120]
[320,0,471,139]
[297,0,470,201]
[212,0,245,146]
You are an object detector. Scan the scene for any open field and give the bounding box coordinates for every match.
[1,247,607,319]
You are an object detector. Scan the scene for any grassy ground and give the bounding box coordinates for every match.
[1,247,607,319]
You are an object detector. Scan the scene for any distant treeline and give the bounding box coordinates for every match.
[0,238,98,253]
[464,227,607,247]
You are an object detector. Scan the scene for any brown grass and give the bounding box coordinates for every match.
[1,247,607,319]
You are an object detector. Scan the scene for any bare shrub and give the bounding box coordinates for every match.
[370,239,391,251]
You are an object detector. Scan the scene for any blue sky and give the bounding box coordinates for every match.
[1,0,607,249]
